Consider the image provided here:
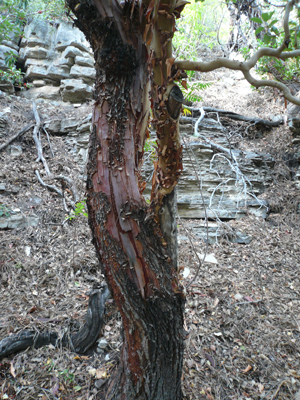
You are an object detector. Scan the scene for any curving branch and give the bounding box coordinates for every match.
[175,0,300,105]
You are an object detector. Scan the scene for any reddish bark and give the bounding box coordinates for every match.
[66,1,185,398]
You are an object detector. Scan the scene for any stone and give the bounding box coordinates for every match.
[57,56,74,67]
[24,58,51,69]
[25,65,49,81]
[44,119,62,134]
[23,46,48,59]
[287,93,300,118]
[74,56,94,68]
[55,22,91,53]
[60,79,93,103]
[1,40,19,51]
[7,145,22,156]
[47,65,70,82]
[0,183,20,195]
[32,80,46,87]
[22,19,53,48]
[22,86,61,101]
[0,211,39,229]
[0,112,10,131]
[0,81,14,94]
[61,118,81,133]
[62,46,84,59]
[70,65,96,82]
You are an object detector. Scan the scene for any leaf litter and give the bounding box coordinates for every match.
[0,67,300,399]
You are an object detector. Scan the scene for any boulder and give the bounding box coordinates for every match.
[25,65,49,81]
[47,65,70,81]
[60,79,93,103]
[22,86,61,101]
[23,46,48,59]
[75,56,94,68]
[54,22,91,53]
[0,81,14,94]
[70,65,96,82]
[0,211,39,229]
[62,46,84,59]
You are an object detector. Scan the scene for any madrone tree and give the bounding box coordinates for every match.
[64,0,300,398]
[1,0,300,398]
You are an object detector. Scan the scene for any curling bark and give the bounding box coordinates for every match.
[66,0,186,398]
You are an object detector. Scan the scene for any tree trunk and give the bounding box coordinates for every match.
[66,0,186,398]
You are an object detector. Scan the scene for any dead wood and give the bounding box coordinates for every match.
[35,170,63,198]
[32,101,51,176]
[0,284,110,359]
[0,123,34,151]
[52,175,79,205]
[42,126,54,157]
[181,108,283,127]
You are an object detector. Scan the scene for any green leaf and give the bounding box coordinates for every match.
[261,12,270,22]
[255,27,264,35]
[263,34,271,45]
[74,386,82,392]
[268,19,278,28]
[251,17,262,24]
[271,26,279,35]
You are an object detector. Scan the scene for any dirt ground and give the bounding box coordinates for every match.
[1,65,300,400]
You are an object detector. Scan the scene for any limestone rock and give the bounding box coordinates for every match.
[62,46,84,59]
[60,79,93,103]
[70,65,96,82]
[22,86,61,101]
[0,211,39,229]
[23,46,48,59]
[75,56,94,68]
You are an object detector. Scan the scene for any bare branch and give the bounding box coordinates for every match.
[175,0,300,105]
[0,124,34,151]
[32,101,51,176]
[242,70,300,104]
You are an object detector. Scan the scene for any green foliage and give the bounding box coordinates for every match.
[243,7,300,84]
[179,76,213,103]
[173,0,228,61]
[0,0,66,86]
[0,203,11,217]
[65,199,88,221]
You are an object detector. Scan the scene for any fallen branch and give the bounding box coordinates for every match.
[181,107,283,128]
[32,101,51,176]
[42,126,54,158]
[0,284,110,359]
[0,124,34,151]
[35,170,63,198]
[52,175,79,205]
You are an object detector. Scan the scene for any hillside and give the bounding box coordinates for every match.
[1,66,300,399]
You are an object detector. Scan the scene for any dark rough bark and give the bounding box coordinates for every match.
[66,1,185,399]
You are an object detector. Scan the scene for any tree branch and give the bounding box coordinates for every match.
[175,0,300,105]
[0,124,34,151]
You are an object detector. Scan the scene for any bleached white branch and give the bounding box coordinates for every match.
[175,0,300,105]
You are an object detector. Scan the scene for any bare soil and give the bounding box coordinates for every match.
[1,66,300,400]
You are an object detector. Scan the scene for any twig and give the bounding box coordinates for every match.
[270,380,289,399]
[52,175,79,205]
[42,126,54,157]
[35,170,63,198]
[32,101,51,176]
[0,124,34,151]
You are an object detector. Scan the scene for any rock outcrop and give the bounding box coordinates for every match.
[0,19,95,103]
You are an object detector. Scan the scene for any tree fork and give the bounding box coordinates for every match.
[66,0,185,398]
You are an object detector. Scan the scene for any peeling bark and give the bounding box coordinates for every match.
[66,0,185,398]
